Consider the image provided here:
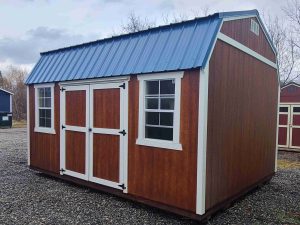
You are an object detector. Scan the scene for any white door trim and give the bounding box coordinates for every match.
[60,85,90,180]
[289,105,300,149]
[278,105,290,148]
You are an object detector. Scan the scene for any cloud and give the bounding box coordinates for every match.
[0,26,98,68]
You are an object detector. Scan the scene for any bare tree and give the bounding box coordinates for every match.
[121,12,155,33]
[265,14,300,85]
[1,66,28,121]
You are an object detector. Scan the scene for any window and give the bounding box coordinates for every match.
[293,107,300,113]
[136,72,183,150]
[280,107,289,113]
[250,19,259,36]
[34,84,55,134]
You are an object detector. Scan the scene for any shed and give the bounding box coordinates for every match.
[278,82,300,151]
[25,10,279,221]
[0,88,13,128]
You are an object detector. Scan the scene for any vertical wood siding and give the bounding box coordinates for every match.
[29,85,60,173]
[221,18,276,63]
[280,85,300,102]
[127,70,199,212]
[205,40,278,210]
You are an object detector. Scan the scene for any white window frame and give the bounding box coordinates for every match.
[136,72,183,150]
[34,83,55,134]
[250,19,259,36]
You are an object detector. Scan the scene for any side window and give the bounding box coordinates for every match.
[137,72,183,150]
[145,79,175,141]
[34,85,55,134]
[38,87,52,128]
[250,19,259,36]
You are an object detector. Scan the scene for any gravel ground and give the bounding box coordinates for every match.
[0,128,299,225]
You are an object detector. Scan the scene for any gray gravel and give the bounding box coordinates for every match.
[0,128,299,225]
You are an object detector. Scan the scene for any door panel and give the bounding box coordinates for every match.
[60,85,89,180]
[65,130,86,174]
[93,133,120,182]
[93,89,120,129]
[89,83,125,190]
[292,115,300,126]
[279,114,288,125]
[291,129,300,147]
[66,91,86,127]
[278,127,288,146]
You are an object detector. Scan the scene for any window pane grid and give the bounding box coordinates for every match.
[37,87,52,128]
[144,79,175,141]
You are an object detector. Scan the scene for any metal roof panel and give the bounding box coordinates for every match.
[26,10,271,84]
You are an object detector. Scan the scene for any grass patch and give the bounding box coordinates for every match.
[277,159,300,169]
[277,211,300,224]
[12,120,27,128]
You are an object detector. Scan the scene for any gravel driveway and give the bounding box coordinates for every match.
[0,128,299,225]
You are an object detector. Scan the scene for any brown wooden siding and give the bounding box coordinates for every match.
[29,85,60,173]
[127,70,199,212]
[280,85,300,103]
[205,40,278,210]
[221,18,276,62]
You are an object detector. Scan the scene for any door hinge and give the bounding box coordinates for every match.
[118,183,126,190]
[61,125,66,130]
[60,168,65,173]
[118,129,126,136]
[60,87,66,92]
[119,83,125,89]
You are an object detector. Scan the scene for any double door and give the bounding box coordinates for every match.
[60,81,128,191]
[278,104,300,149]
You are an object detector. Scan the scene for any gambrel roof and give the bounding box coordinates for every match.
[25,9,275,84]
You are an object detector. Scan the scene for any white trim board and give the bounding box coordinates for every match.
[0,88,13,95]
[281,83,300,90]
[27,86,30,166]
[196,64,209,215]
[217,33,277,69]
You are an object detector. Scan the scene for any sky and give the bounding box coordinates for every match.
[0,0,286,73]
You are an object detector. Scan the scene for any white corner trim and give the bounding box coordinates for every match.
[34,83,56,134]
[196,65,209,215]
[275,86,280,172]
[217,33,277,69]
[27,86,30,166]
[10,95,12,113]
[136,138,182,150]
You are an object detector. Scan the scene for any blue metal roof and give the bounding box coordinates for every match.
[26,10,271,84]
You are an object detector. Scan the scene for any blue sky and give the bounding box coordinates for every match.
[0,0,285,72]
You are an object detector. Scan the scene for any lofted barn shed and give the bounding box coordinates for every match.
[278,82,300,151]
[0,88,13,128]
[25,10,279,221]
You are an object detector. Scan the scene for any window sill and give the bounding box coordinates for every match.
[136,138,182,151]
[34,127,56,134]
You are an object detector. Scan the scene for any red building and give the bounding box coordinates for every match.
[278,82,300,151]
[25,10,279,221]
